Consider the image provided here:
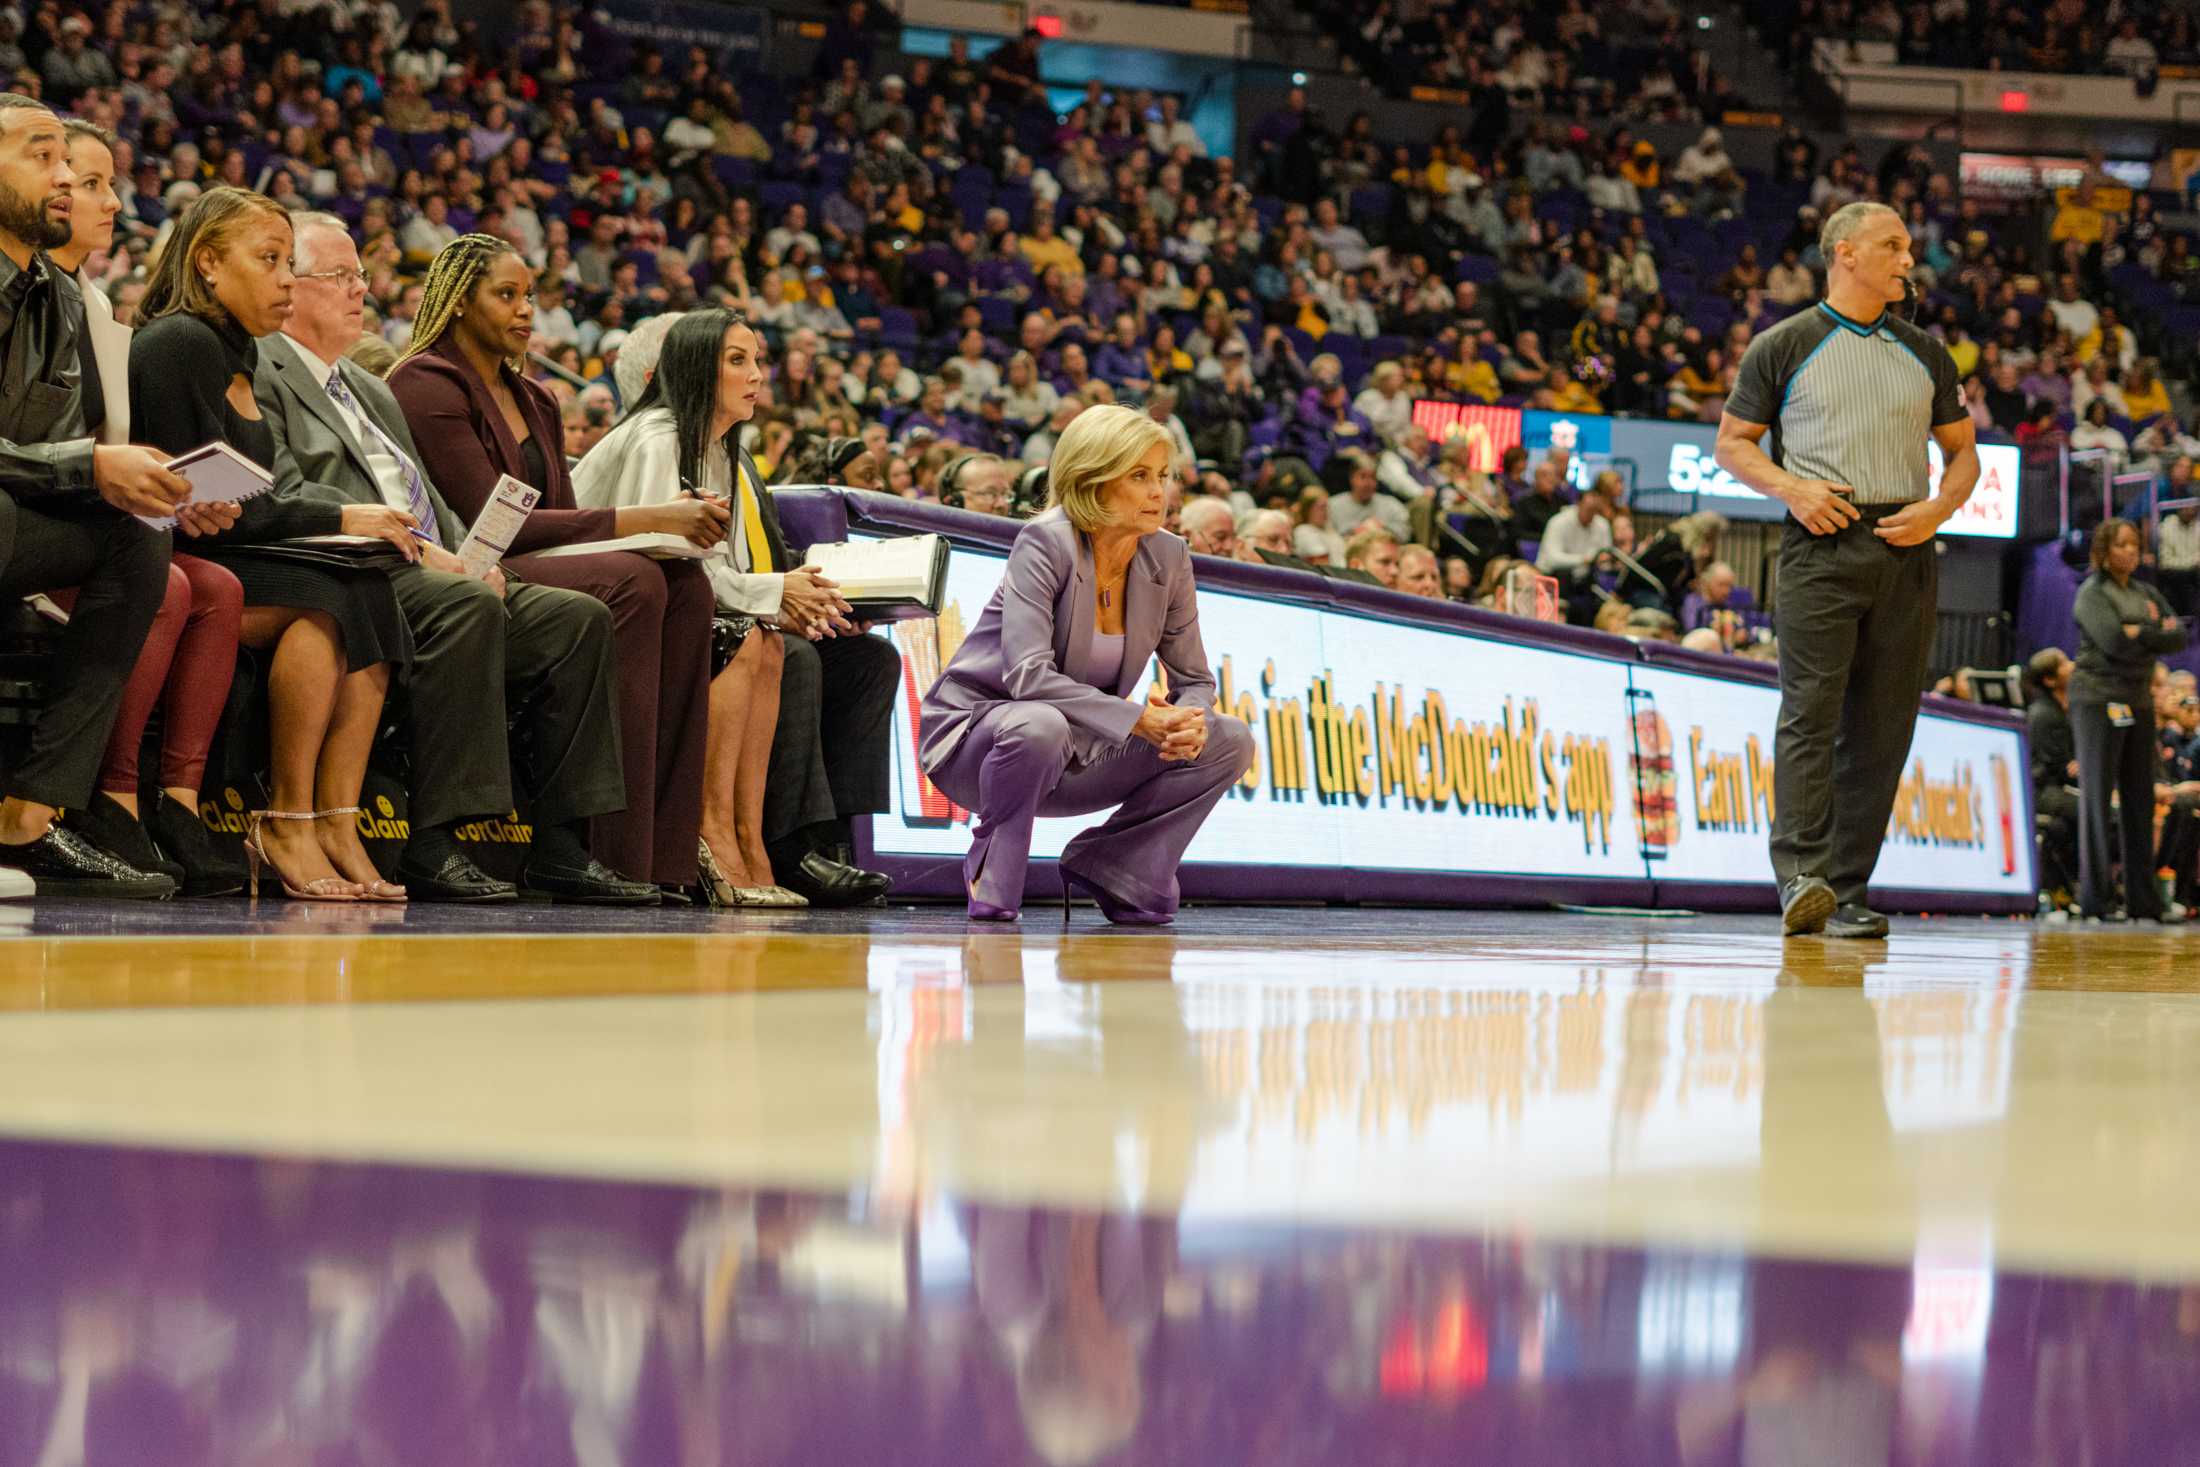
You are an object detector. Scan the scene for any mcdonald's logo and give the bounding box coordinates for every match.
[1408,401,1523,474]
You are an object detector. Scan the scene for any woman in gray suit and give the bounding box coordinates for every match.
[920,404,1255,923]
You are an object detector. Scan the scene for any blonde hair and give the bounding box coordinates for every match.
[1343,522,1398,566]
[1045,403,1172,533]
[343,332,399,378]
[1670,510,1728,556]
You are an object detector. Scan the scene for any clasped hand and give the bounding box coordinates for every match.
[777,566,853,639]
[1133,699,1205,763]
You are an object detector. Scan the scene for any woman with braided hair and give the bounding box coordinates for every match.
[389,233,721,898]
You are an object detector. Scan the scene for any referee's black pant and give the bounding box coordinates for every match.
[1769,507,1938,908]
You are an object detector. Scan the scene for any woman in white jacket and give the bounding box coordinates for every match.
[572,311,852,907]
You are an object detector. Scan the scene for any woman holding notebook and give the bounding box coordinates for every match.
[389,234,718,895]
[572,310,855,906]
[129,187,416,901]
[44,121,245,896]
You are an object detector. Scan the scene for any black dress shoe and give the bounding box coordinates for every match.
[1779,874,1835,935]
[67,791,186,886]
[521,856,661,906]
[144,792,247,897]
[0,825,176,900]
[778,849,892,907]
[395,847,518,903]
[1824,903,1891,940]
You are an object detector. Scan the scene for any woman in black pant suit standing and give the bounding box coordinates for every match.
[2070,518,2188,922]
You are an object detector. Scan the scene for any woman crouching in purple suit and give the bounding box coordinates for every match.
[918,404,1255,924]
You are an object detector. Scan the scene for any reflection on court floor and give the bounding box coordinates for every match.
[0,907,2194,1462]
[0,1136,2191,1467]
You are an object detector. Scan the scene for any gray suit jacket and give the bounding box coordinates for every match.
[918,508,1218,770]
[252,332,466,554]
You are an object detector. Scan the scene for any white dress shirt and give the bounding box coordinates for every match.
[1327,489,1409,541]
[1535,507,1613,574]
[280,333,419,517]
[2160,512,2200,573]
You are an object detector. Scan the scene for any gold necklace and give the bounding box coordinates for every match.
[1093,540,1133,610]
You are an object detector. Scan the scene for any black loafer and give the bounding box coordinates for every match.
[521,856,661,906]
[0,825,175,900]
[778,849,892,908]
[1779,874,1835,935]
[1824,903,1890,940]
[395,848,518,903]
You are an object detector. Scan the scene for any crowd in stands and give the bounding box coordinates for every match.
[4,0,2200,905]
[1323,0,1746,119]
[1771,0,2193,78]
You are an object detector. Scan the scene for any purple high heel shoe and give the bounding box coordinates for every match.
[1061,868,1174,926]
[965,848,1017,921]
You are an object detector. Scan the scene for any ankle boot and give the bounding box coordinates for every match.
[147,793,247,898]
[67,791,185,884]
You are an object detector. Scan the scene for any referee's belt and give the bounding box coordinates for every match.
[1840,499,1925,518]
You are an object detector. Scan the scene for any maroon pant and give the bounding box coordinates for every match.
[505,550,710,884]
[53,553,243,797]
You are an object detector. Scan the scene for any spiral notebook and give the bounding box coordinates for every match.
[136,441,275,529]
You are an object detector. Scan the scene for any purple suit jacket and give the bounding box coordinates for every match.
[918,508,1219,771]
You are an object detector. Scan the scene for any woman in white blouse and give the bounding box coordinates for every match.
[2070,399,2131,467]
[573,310,854,907]
[998,350,1060,434]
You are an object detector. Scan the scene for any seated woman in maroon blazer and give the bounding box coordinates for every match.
[387,235,725,894]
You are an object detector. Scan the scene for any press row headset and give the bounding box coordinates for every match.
[938,453,978,509]
[1011,464,1049,517]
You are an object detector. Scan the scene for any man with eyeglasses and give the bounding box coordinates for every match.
[251,212,630,903]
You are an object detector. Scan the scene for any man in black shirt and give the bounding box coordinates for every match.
[1982,360,2032,433]
[1510,458,1571,542]
[0,94,218,897]
[986,30,1044,111]
[2025,646,2079,900]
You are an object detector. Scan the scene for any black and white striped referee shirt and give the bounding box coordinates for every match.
[1724,301,1966,506]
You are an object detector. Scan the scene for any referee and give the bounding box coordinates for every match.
[1714,202,1979,939]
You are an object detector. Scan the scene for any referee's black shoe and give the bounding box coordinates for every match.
[1780,875,1836,935]
[1825,904,1891,940]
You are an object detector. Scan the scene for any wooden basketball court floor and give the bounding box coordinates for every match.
[0,900,2197,1463]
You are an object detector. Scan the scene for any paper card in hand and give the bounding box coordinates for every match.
[456,475,540,578]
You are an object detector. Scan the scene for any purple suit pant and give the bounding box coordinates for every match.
[928,700,1255,913]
